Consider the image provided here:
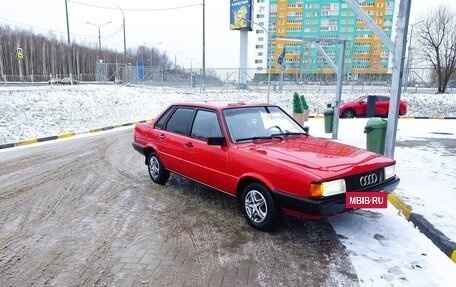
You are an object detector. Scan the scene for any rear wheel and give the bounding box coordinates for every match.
[147,152,170,185]
[240,183,280,231]
[341,109,356,118]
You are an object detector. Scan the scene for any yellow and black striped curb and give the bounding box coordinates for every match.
[388,193,456,263]
[0,119,153,150]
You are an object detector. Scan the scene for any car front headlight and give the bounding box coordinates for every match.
[384,164,396,180]
[310,179,346,198]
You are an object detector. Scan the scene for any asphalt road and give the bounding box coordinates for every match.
[0,128,359,287]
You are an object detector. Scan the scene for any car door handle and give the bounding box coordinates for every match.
[158,134,165,140]
[184,142,193,148]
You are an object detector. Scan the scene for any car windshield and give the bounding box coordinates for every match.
[355,96,367,102]
[223,106,307,143]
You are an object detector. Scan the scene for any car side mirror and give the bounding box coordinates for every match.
[359,101,366,105]
[207,136,226,146]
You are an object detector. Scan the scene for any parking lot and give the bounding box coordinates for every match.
[0,128,359,286]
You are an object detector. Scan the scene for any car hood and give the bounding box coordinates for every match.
[238,136,392,179]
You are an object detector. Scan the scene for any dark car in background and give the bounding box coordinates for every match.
[339,95,407,118]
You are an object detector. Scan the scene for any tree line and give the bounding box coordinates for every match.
[0,25,172,81]
[2,3,456,93]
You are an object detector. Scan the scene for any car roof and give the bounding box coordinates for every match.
[170,101,271,111]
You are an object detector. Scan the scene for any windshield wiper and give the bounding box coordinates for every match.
[235,135,283,143]
[271,132,308,138]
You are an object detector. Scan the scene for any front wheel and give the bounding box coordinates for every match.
[341,109,356,118]
[240,183,280,231]
[147,151,170,185]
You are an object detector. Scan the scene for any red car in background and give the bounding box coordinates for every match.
[339,95,407,118]
[133,102,399,231]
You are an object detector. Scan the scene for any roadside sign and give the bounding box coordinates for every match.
[17,47,23,59]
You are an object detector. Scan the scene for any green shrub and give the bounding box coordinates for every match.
[293,92,304,113]
[300,95,309,110]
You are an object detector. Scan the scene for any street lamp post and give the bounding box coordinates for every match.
[404,20,424,92]
[86,21,112,51]
[64,0,73,84]
[186,57,196,72]
[0,38,5,80]
[118,6,127,83]
[170,51,182,69]
[186,57,197,88]
[243,18,272,103]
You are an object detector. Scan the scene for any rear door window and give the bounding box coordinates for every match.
[165,108,194,135]
[155,106,175,130]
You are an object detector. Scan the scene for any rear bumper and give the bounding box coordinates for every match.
[132,142,145,156]
[272,176,400,217]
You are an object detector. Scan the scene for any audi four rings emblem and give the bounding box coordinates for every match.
[359,173,378,186]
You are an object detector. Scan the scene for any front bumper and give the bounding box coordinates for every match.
[272,176,400,217]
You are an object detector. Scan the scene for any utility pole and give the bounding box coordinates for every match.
[0,40,5,82]
[118,6,127,84]
[64,0,73,84]
[244,18,272,103]
[202,0,206,90]
[86,21,112,52]
[404,21,424,92]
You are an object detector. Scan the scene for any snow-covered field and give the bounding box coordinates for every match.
[1,84,455,286]
[1,84,456,145]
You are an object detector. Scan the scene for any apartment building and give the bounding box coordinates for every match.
[250,0,396,81]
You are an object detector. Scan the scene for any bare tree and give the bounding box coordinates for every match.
[416,4,456,93]
[0,24,174,81]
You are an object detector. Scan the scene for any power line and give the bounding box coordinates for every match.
[104,25,123,38]
[0,16,65,35]
[0,16,96,38]
[0,17,124,51]
[68,1,201,12]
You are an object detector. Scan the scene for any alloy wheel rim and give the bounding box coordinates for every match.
[149,157,159,179]
[244,190,267,223]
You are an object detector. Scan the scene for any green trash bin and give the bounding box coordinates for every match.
[324,105,334,133]
[364,118,387,154]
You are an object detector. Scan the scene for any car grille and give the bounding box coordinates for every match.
[345,169,384,191]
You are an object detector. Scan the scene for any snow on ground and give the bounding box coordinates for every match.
[1,84,455,286]
[1,84,456,145]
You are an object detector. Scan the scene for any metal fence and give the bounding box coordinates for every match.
[1,64,453,94]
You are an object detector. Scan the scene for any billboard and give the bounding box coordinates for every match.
[230,0,252,31]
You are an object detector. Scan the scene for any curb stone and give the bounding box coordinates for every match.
[0,119,153,150]
[388,193,456,263]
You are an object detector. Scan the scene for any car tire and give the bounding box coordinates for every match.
[147,151,170,185]
[240,182,280,231]
[341,109,356,118]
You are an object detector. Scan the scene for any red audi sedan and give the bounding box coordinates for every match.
[133,102,399,231]
[339,95,407,118]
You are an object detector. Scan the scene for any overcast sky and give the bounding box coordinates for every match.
[0,0,453,69]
